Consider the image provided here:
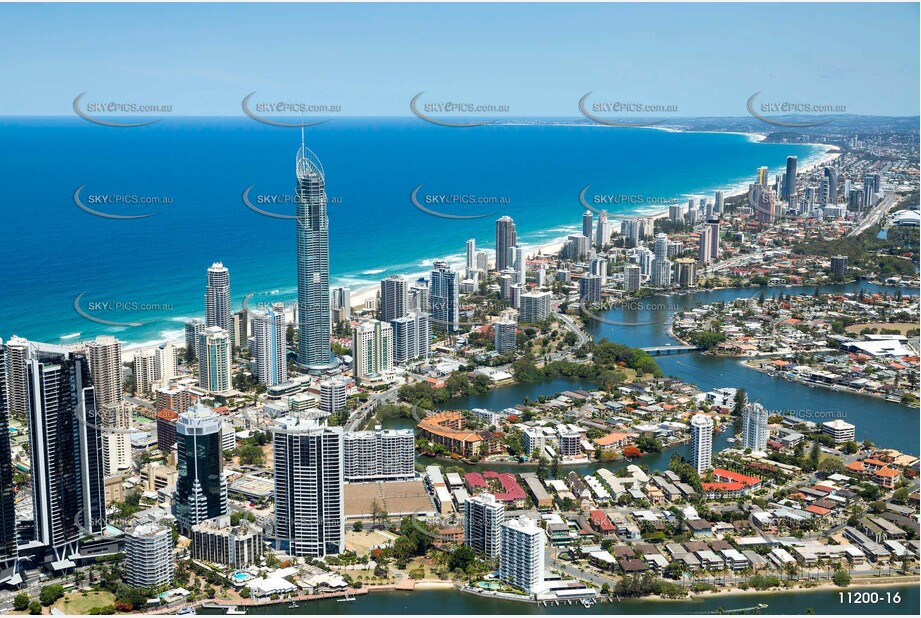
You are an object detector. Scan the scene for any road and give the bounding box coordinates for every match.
[849,193,899,237]
[344,385,402,432]
[552,300,590,349]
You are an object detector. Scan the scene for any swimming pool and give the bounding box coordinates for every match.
[230,571,253,584]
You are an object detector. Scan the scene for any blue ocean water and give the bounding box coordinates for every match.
[0,117,821,346]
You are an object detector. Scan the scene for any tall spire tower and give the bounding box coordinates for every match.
[295,138,335,371]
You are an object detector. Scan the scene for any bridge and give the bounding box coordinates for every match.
[640,345,700,355]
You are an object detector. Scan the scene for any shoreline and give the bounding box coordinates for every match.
[742,359,915,408]
[95,134,838,353]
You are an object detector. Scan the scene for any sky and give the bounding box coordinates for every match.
[0,2,918,117]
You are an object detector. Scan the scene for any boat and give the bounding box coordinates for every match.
[288,601,299,608]
[337,593,356,602]
[176,608,197,616]
[726,437,737,443]
[226,608,247,615]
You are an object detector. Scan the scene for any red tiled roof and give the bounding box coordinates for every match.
[589,509,615,532]
[712,468,761,486]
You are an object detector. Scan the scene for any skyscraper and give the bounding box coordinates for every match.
[86,335,131,476]
[499,516,545,594]
[295,137,334,371]
[579,274,602,303]
[690,414,714,474]
[510,246,525,285]
[330,287,352,323]
[823,167,838,205]
[231,309,248,348]
[594,210,611,249]
[863,174,876,208]
[253,304,288,386]
[184,318,205,361]
[134,347,157,395]
[464,493,504,558]
[650,233,672,287]
[3,335,29,419]
[273,417,344,557]
[465,238,478,281]
[380,275,409,323]
[707,218,721,260]
[582,210,593,239]
[174,403,228,533]
[391,312,431,364]
[198,326,232,393]
[156,342,179,383]
[352,320,393,382]
[343,426,415,482]
[27,349,106,563]
[495,216,517,271]
[0,342,19,582]
[742,403,769,453]
[714,190,724,213]
[430,261,459,332]
[205,262,232,333]
[783,156,797,199]
[518,291,552,324]
[494,320,517,354]
[319,378,348,416]
[623,264,641,292]
[125,522,174,588]
[698,226,712,265]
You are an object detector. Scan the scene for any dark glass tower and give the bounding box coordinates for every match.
[173,403,227,533]
[27,349,106,564]
[295,135,334,371]
[783,156,797,199]
[0,342,19,581]
[495,216,517,272]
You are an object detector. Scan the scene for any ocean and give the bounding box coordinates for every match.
[0,117,823,347]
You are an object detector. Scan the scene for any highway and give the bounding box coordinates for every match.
[849,193,899,237]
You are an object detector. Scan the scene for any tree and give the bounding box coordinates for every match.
[353,521,364,532]
[733,389,747,416]
[623,445,642,459]
[448,545,476,572]
[39,584,65,606]
[550,457,560,480]
[843,441,859,454]
[14,593,29,611]
[240,587,251,599]
[236,443,265,466]
[28,600,42,615]
[832,570,851,588]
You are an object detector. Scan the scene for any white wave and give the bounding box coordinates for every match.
[59,332,81,340]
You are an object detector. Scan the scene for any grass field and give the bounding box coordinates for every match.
[845,322,917,334]
[53,590,116,614]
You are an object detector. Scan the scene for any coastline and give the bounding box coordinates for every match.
[108,132,838,353]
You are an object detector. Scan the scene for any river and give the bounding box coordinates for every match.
[202,584,920,615]
[386,282,918,475]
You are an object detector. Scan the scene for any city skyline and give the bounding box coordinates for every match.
[0,2,917,614]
